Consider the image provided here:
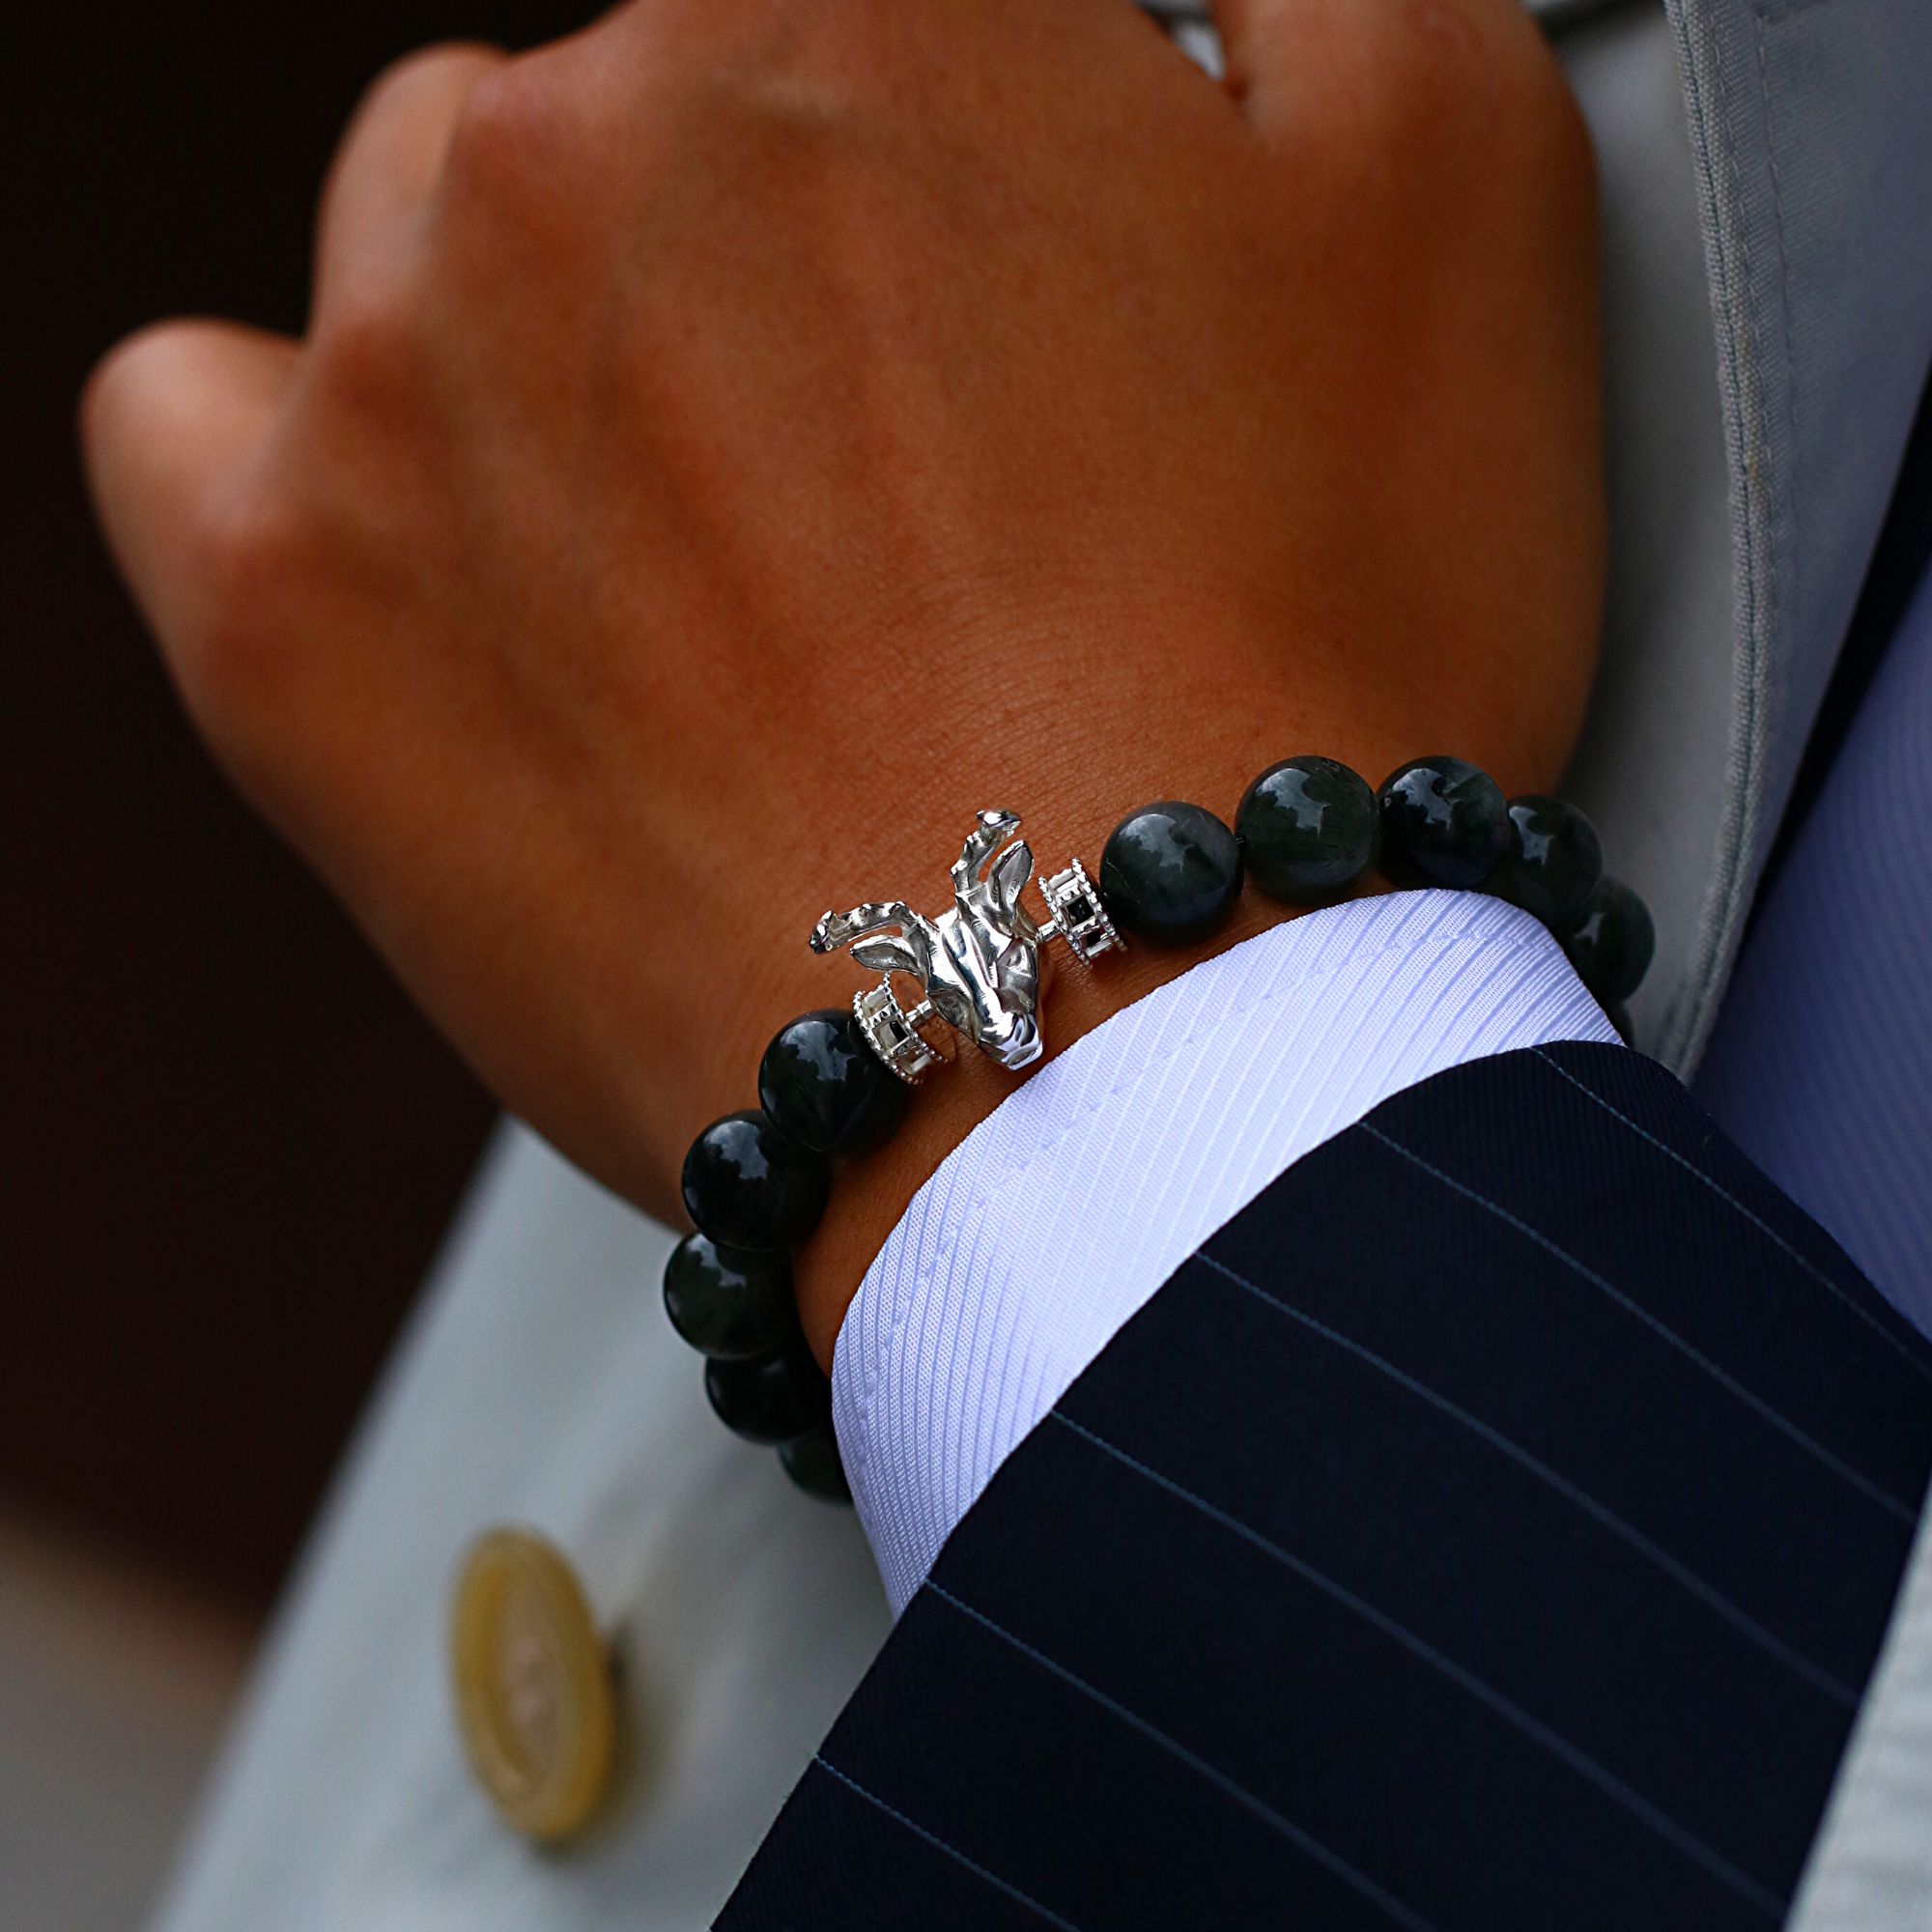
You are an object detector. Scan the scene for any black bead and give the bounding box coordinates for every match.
[680,1110,830,1252]
[758,1009,911,1158]
[1377,757,1511,890]
[1236,756,1378,905]
[779,1422,852,1503]
[704,1332,831,1445]
[1488,795,1604,927]
[662,1233,796,1360]
[1098,801,1243,947]
[1557,877,1655,1006]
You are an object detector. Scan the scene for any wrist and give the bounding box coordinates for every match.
[722,720,1600,1368]
[668,716,1655,1503]
[788,874,1327,1362]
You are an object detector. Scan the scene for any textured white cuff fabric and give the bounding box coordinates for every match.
[831,888,1620,1615]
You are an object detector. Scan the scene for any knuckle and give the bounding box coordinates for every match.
[440,62,570,224]
[428,53,609,285]
[346,44,440,144]
[361,38,492,117]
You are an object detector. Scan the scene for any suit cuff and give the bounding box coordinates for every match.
[831,888,1619,1613]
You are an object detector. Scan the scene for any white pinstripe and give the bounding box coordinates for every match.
[831,890,1617,1615]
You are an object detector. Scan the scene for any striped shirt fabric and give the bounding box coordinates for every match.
[832,891,1617,1615]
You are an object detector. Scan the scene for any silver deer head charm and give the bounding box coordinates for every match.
[810,810,1121,1083]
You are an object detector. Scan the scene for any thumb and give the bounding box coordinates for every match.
[81,320,299,692]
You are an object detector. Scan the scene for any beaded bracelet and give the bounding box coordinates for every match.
[664,754,1654,1501]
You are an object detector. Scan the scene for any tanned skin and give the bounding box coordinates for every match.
[81,0,1604,1364]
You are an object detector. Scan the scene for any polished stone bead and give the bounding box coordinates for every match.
[662,1233,796,1360]
[779,1422,852,1503]
[1488,795,1604,926]
[1557,877,1655,1006]
[680,1110,830,1252]
[704,1332,831,1445]
[1098,801,1243,947]
[1377,756,1511,890]
[758,1008,911,1158]
[1236,756,1378,905]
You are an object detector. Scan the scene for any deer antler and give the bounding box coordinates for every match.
[987,838,1036,929]
[810,902,935,984]
[951,809,1022,895]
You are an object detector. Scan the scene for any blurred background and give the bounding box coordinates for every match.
[3,6,598,1924]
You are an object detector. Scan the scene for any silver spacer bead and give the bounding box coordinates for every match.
[853,981,950,1086]
[1037,858,1124,964]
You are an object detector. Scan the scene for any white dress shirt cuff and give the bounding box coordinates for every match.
[830,888,1620,1614]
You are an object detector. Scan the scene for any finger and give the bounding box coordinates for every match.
[81,319,298,668]
[313,43,505,313]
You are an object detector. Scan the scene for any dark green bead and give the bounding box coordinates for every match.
[1098,801,1243,947]
[1236,756,1378,905]
[779,1423,852,1504]
[1557,877,1655,1006]
[680,1110,830,1252]
[758,1009,911,1158]
[1488,795,1604,926]
[662,1233,796,1360]
[703,1332,830,1445]
[1378,756,1510,890]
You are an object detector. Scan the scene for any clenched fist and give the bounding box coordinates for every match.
[82,0,1603,1356]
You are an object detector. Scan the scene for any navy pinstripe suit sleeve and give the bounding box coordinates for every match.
[717,1042,1932,1931]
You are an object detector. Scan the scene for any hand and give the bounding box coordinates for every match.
[82,0,1604,1361]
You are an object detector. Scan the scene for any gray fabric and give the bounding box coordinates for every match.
[146,1129,891,1932]
[1563,0,1932,1074]
[1644,0,1932,1069]
[1792,1494,1932,1930]
[1558,1,1739,1065]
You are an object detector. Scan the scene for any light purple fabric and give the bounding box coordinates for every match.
[1695,561,1932,1338]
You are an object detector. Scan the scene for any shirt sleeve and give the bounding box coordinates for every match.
[831,887,1619,1614]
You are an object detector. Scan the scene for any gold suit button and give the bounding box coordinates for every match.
[450,1527,616,1840]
